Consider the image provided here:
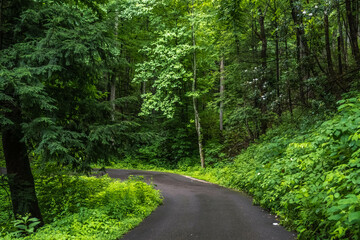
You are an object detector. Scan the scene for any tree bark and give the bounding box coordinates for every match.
[191,0,205,168]
[0,0,3,50]
[2,107,43,223]
[290,0,309,106]
[219,56,225,132]
[324,12,335,77]
[110,9,119,121]
[258,7,268,134]
[110,75,116,121]
[274,0,281,116]
[259,9,267,71]
[345,16,349,69]
[285,37,293,118]
[142,81,146,95]
[338,0,345,74]
[345,0,360,65]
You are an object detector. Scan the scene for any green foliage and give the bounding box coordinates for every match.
[134,29,192,118]
[0,174,162,240]
[12,214,41,237]
[0,175,13,235]
[0,137,4,167]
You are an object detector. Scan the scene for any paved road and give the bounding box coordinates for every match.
[102,169,296,240]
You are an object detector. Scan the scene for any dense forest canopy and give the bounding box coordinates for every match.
[1,0,360,238]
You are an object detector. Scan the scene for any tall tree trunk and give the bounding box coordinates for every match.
[338,36,343,74]
[285,37,293,118]
[191,0,205,168]
[290,0,309,106]
[274,0,281,116]
[345,16,349,69]
[1,0,43,224]
[219,56,225,132]
[2,108,43,223]
[0,0,3,50]
[338,0,345,74]
[110,10,119,121]
[345,0,360,65]
[259,9,267,71]
[142,81,146,95]
[325,12,335,77]
[258,7,268,134]
[110,75,116,121]
[233,20,241,60]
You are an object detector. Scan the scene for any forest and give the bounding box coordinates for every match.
[1,0,360,239]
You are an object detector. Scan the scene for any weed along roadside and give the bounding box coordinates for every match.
[0,168,162,240]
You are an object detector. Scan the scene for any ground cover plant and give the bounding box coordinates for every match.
[0,173,162,240]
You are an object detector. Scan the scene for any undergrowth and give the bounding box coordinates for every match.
[0,174,162,240]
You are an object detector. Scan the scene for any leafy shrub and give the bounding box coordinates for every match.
[12,214,41,237]
[1,174,162,240]
[0,175,13,234]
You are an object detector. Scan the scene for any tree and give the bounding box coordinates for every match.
[219,56,225,132]
[345,0,360,65]
[0,0,137,223]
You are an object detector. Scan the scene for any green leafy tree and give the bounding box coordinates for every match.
[0,0,141,223]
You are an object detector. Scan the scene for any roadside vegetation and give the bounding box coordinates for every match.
[0,170,162,240]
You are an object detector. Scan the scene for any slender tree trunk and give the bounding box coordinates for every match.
[338,36,343,74]
[290,0,308,106]
[219,56,225,132]
[258,7,268,134]
[245,116,255,141]
[142,81,146,95]
[325,12,335,76]
[110,10,119,121]
[2,107,43,223]
[274,0,281,116]
[191,0,205,168]
[275,37,281,116]
[345,17,349,69]
[285,38,293,118]
[110,75,116,121]
[338,0,344,74]
[259,9,267,70]
[233,20,241,60]
[251,11,256,60]
[0,0,3,50]
[345,0,360,65]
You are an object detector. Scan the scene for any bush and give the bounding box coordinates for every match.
[0,174,162,240]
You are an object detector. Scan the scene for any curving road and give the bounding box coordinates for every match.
[103,169,297,240]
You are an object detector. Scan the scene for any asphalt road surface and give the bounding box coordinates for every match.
[102,169,297,240]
